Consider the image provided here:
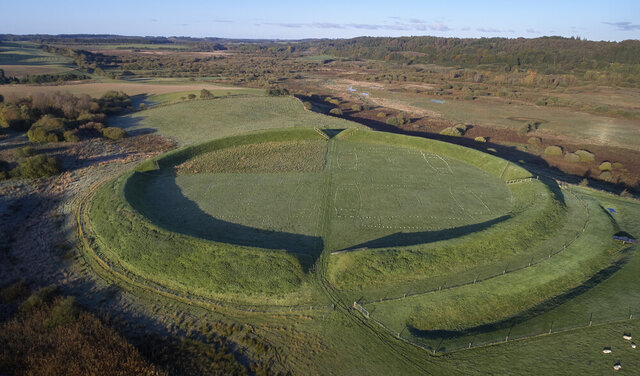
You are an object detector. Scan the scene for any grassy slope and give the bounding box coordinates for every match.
[79,93,640,373]
[90,129,330,305]
[330,182,586,302]
[441,191,640,373]
[367,195,620,332]
[145,88,262,104]
[0,41,76,77]
[0,81,257,101]
[109,96,363,145]
[91,172,319,305]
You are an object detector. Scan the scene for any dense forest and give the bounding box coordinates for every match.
[301,37,640,69]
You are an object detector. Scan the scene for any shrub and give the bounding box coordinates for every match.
[528,136,542,145]
[329,108,343,116]
[99,91,132,114]
[599,171,613,181]
[0,104,31,131]
[200,89,214,99]
[518,122,539,135]
[64,130,80,142]
[575,149,595,162]
[266,87,290,96]
[12,154,61,178]
[613,162,624,169]
[14,146,35,159]
[101,127,126,140]
[77,112,106,123]
[376,112,387,118]
[329,99,341,106]
[440,127,463,137]
[27,127,53,143]
[535,97,548,106]
[187,94,197,100]
[0,159,9,180]
[599,161,612,171]
[302,101,312,110]
[27,115,66,143]
[386,114,410,126]
[139,103,147,110]
[0,279,29,303]
[351,104,363,112]
[19,285,58,314]
[564,152,580,163]
[543,145,563,157]
[474,136,487,142]
[454,124,468,133]
[81,121,104,131]
[44,296,79,329]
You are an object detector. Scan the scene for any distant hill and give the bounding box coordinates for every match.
[299,36,640,74]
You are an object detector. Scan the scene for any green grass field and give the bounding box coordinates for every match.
[0,41,77,77]
[75,94,640,374]
[84,123,617,331]
[109,96,363,145]
[144,88,261,104]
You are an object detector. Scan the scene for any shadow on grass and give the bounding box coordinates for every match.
[297,94,638,198]
[124,171,323,271]
[338,215,510,251]
[406,247,635,341]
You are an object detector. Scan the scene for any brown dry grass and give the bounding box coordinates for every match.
[0,297,164,376]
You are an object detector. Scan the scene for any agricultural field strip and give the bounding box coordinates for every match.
[356,188,590,305]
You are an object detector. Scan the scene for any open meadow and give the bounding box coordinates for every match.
[0,41,77,77]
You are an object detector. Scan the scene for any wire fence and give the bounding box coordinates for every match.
[356,189,591,305]
[351,299,640,354]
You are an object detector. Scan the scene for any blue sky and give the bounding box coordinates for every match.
[3,0,639,41]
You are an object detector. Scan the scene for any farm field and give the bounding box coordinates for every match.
[0,41,77,77]
[350,86,640,151]
[0,80,257,102]
[109,96,363,145]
